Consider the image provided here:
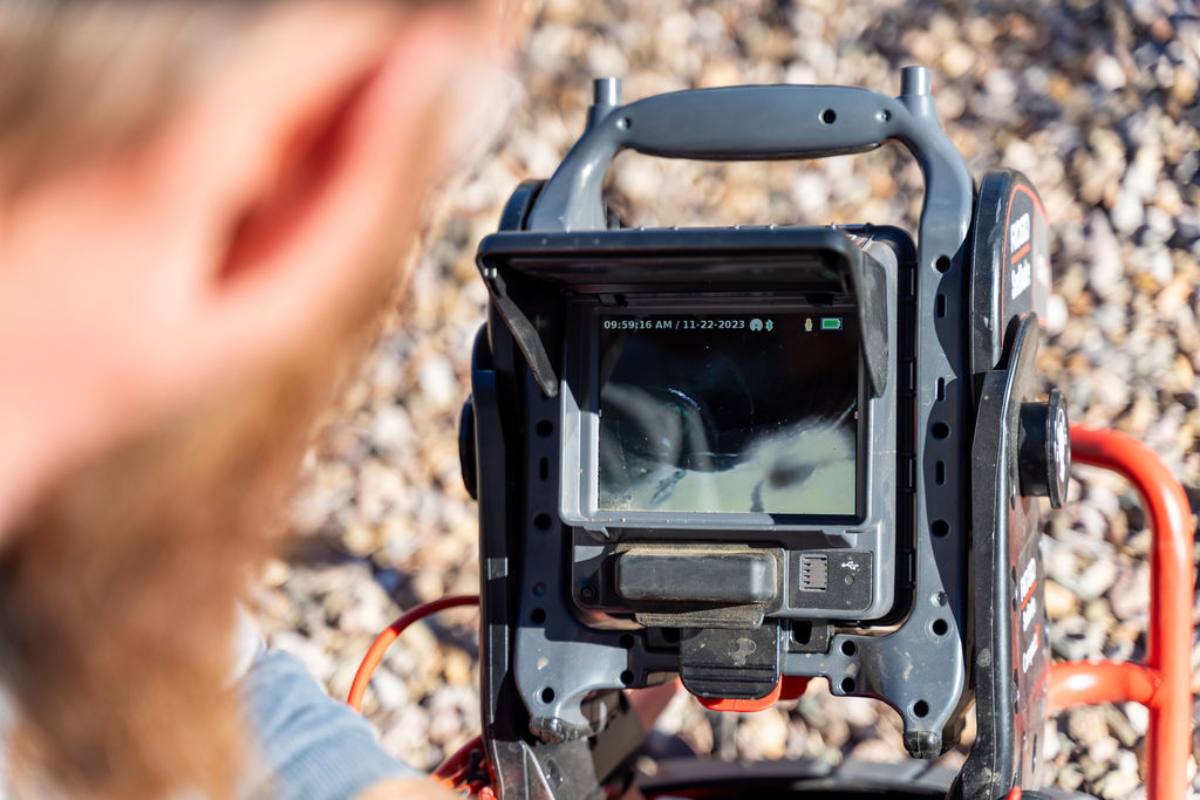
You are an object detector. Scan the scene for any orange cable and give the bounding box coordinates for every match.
[346,594,479,712]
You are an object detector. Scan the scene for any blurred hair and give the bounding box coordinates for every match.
[0,214,397,800]
[0,0,491,193]
[0,2,268,191]
[0,366,304,799]
[0,1,420,796]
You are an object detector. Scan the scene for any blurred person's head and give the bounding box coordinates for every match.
[0,1,510,796]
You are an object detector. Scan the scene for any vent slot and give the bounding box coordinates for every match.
[797,554,829,592]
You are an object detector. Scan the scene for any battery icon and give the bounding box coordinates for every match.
[821,317,844,331]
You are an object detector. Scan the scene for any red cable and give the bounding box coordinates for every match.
[348,594,488,794]
[346,594,479,711]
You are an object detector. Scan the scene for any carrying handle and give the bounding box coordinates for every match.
[525,67,973,252]
[601,83,901,162]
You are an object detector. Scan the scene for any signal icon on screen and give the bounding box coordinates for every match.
[749,318,763,332]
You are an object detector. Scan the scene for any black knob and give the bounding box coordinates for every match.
[1018,388,1070,508]
[458,397,478,500]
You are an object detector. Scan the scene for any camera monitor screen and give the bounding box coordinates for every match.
[596,310,859,516]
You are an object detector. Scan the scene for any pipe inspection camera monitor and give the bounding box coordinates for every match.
[458,67,1071,800]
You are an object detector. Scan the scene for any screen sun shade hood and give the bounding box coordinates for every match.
[476,226,889,400]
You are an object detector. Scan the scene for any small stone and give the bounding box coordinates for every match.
[444,649,474,687]
[940,42,975,79]
[1044,580,1079,619]
[1110,186,1145,235]
[1057,762,1086,792]
[1108,562,1150,621]
[1052,618,1105,661]
[1149,16,1174,42]
[1076,557,1118,601]
[417,356,459,411]
[1102,705,1140,747]
[1088,211,1125,295]
[1042,720,1061,760]
[734,709,789,760]
[1124,702,1149,736]
[1088,735,1119,765]
[371,669,411,710]
[842,697,878,728]
[1046,294,1069,334]
[1172,66,1198,106]
[342,523,376,557]
[1070,705,1104,753]
[1093,55,1127,91]
[1095,761,1140,798]
[371,405,413,456]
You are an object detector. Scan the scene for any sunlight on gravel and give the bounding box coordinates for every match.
[251,1,1200,796]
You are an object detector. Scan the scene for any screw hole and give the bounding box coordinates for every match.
[840,677,856,693]
[536,419,554,437]
[820,108,837,124]
[931,519,950,537]
[841,640,857,657]
[931,618,949,636]
[540,687,555,704]
[912,700,929,718]
[620,670,635,686]
[531,608,546,624]
[932,422,950,440]
[534,513,552,531]
[935,256,951,273]
[662,628,681,644]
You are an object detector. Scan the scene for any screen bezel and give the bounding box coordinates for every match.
[560,294,868,530]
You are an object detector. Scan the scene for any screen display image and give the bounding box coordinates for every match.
[596,311,859,516]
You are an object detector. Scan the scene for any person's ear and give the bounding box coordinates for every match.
[0,1,508,532]
[150,1,494,384]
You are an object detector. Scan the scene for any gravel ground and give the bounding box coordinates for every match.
[249,1,1200,796]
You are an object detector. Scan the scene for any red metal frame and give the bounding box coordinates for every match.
[1048,426,1195,800]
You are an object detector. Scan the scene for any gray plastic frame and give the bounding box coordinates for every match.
[555,246,899,624]
[511,67,975,757]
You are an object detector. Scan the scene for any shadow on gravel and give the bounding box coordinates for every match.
[283,536,481,659]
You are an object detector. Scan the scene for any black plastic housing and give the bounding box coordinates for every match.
[477,226,904,625]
